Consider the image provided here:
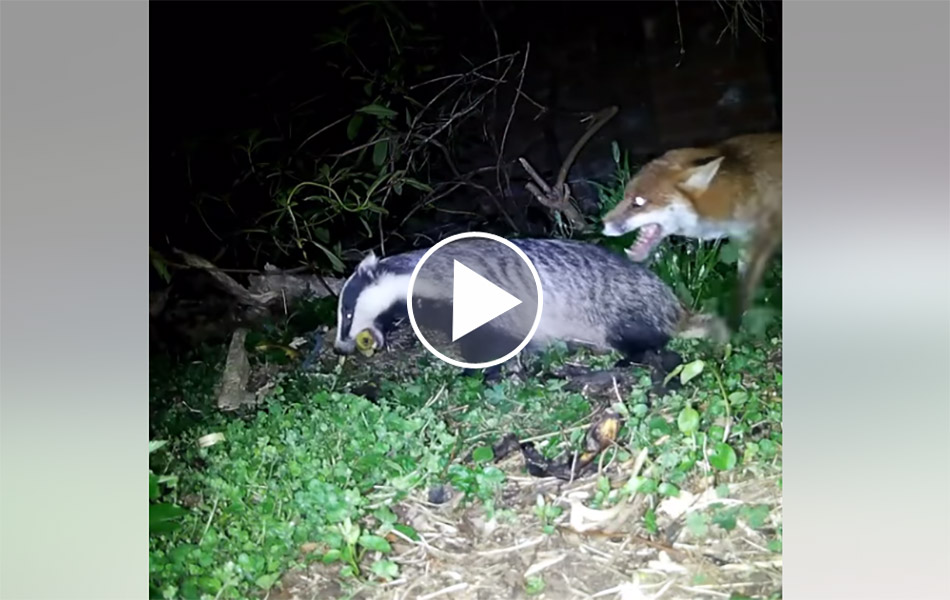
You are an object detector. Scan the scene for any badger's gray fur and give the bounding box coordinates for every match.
[333,237,726,367]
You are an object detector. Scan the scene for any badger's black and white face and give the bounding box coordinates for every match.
[333,251,412,355]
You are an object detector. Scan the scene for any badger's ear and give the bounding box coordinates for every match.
[357,250,378,274]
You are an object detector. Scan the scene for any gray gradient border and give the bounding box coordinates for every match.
[0,1,948,599]
[1,1,148,598]
[783,1,949,599]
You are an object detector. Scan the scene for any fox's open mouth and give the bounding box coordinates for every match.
[626,223,664,262]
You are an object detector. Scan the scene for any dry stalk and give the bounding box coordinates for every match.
[519,105,619,232]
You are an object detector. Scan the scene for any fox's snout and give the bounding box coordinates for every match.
[602,219,630,236]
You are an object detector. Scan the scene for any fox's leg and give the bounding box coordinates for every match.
[737,245,750,276]
[730,229,781,330]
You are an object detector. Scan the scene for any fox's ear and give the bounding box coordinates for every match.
[680,156,724,194]
[357,250,378,274]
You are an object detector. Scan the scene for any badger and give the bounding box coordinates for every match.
[333,237,726,374]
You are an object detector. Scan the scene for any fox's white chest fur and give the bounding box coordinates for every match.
[673,207,753,241]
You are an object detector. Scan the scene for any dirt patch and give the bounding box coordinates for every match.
[274,454,782,600]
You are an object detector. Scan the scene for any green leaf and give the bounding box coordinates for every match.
[662,364,683,386]
[310,240,346,273]
[675,282,695,309]
[643,508,657,534]
[719,241,741,265]
[346,114,364,140]
[743,441,759,462]
[358,534,392,553]
[392,523,420,542]
[401,177,433,193]
[149,440,168,454]
[685,511,709,537]
[708,442,738,471]
[149,473,159,500]
[372,139,389,166]
[727,391,749,405]
[340,564,357,578]
[150,502,186,522]
[525,575,545,595]
[680,360,705,385]
[712,506,739,531]
[648,416,671,438]
[741,504,771,529]
[314,228,331,244]
[471,446,494,464]
[371,559,399,579]
[373,507,398,524]
[611,141,621,164]
[149,248,171,283]
[255,573,279,590]
[149,502,187,534]
[677,407,700,435]
[340,518,360,546]
[358,104,398,119]
[658,482,680,497]
[322,549,342,564]
[623,476,656,495]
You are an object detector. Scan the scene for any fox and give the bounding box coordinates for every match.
[600,132,782,329]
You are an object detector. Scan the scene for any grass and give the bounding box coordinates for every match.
[150,331,781,599]
[149,151,783,600]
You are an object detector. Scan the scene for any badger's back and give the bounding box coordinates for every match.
[514,239,683,349]
[405,238,684,353]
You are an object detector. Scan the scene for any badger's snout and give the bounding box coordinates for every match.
[333,338,356,355]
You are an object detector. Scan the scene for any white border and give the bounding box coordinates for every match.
[406,232,544,369]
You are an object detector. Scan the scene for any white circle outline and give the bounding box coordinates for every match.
[406,232,544,370]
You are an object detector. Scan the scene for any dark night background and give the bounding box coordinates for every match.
[151,1,781,290]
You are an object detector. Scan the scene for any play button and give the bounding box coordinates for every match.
[451,260,522,341]
[407,232,544,370]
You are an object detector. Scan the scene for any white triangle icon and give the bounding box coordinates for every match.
[451,260,523,342]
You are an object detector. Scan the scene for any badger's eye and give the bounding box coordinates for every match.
[346,312,353,319]
[634,195,647,207]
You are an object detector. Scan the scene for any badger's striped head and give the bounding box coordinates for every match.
[333,251,412,355]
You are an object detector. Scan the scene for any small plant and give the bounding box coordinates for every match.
[149,440,186,536]
[534,495,564,535]
[524,575,546,595]
[321,517,399,580]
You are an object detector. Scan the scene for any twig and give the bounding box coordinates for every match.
[173,248,266,309]
[326,135,395,159]
[495,43,530,216]
[674,0,686,68]
[556,105,618,190]
[295,111,352,153]
[418,583,469,600]
[476,535,545,557]
[199,496,220,544]
[157,259,307,276]
[518,105,618,231]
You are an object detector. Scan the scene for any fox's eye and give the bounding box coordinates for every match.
[634,196,647,207]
